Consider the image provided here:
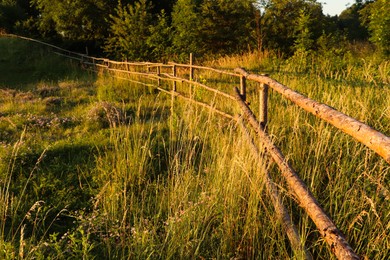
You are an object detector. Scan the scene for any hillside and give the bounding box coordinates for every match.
[1,36,389,259]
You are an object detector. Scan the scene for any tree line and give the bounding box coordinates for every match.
[0,0,389,61]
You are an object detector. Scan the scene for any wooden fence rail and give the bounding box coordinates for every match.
[234,88,359,260]
[4,34,390,259]
[238,117,312,260]
[234,68,390,164]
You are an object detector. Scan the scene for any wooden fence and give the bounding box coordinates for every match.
[5,34,390,259]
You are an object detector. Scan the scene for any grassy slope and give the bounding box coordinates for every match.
[1,37,389,259]
[0,37,90,89]
[0,37,103,250]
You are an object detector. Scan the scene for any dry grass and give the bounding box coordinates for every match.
[1,37,389,259]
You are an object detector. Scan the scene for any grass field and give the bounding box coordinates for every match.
[0,37,389,259]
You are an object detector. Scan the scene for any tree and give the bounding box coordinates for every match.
[31,0,115,41]
[151,0,174,16]
[147,10,173,61]
[261,0,325,54]
[338,1,369,42]
[199,0,255,55]
[360,0,390,56]
[293,9,314,54]
[172,0,256,58]
[171,0,203,58]
[0,0,26,33]
[105,0,152,61]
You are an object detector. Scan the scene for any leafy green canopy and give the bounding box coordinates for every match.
[31,0,116,41]
[360,0,390,57]
[172,0,256,58]
[105,0,172,61]
[0,0,26,32]
[1,0,388,60]
[338,1,369,42]
[260,0,325,54]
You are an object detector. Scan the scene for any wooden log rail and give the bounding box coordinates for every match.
[7,34,390,259]
[234,88,360,260]
[168,62,239,77]
[238,118,312,260]
[46,45,390,258]
[157,87,234,120]
[235,68,390,164]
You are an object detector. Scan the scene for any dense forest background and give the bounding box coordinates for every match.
[0,0,389,61]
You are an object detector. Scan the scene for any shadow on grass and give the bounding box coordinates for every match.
[6,140,105,236]
[0,37,95,90]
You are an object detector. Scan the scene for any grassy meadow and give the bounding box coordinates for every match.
[0,37,389,259]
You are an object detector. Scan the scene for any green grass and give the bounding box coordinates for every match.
[0,37,92,90]
[0,36,389,259]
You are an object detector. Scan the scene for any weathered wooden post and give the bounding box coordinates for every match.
[170,65,176,133]
[189,53,194,81]
[189,53,194,98]
[259,74,269,129]
[157,65,161,87]
[240,75,247,101]
[125,59,129,71]
[172,64,177,92]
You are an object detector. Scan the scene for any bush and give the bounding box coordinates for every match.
[86,102,124,129]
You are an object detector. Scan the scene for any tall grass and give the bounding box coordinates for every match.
[83,97,302,259]
[211,50,389,259]
[1,36,389,259]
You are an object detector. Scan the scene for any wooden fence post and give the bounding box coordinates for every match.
[172,65,177,92]
[240,76,247,101]
[157,65,161,87]
[189,53,194,99]
[259,74,269,129]
[170,65,176,133]
[189,53,194,81]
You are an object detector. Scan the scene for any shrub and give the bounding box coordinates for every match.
[86,102,124,129]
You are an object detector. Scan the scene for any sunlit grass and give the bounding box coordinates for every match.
[1,36,389,259]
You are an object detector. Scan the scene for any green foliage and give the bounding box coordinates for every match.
[201,0,255,55]
[105,1,175,61]
[0,0,25,32]
[146,10,173,61]
[262,0,325,54]
[360,0,390,57]
[1,0,388,62]
[172,0,256,59]
[338,2,369,41]
[0,37,92,89]
[171,0,202,58]
[294,9,314,54]
[316,32,349,57]
[31,0,114,41]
